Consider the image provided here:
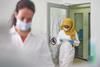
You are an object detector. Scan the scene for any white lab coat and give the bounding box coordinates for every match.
[0,26,54,67]
[56,30,79,67]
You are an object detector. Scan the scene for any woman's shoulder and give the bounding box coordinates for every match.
[30,32,48,41]
[9,26,17,35]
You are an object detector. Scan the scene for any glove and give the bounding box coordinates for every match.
[74,40,80,44]
[68,40,74,45]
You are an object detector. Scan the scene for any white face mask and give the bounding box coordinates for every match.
[16,19,31,31]
[63,27,69,32]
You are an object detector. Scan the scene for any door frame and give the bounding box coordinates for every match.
[68,3,91,60]
[47,2,69,43]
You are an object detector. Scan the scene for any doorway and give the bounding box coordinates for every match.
[68,3,90,60]
[47,3,91,62]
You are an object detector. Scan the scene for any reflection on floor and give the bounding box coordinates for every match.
[73,58,88,64]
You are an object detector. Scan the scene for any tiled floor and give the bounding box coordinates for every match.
[73,58,88,64]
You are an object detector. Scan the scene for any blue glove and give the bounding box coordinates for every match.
[68,40,74,45]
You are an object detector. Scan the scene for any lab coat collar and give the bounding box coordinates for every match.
[9,26,34,37]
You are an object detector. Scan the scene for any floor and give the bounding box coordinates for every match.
[53,58,88,67]
[73,58,88,64]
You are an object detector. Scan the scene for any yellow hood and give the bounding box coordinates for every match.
[60,18,76,40]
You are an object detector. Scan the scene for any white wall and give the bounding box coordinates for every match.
[62,0,91,4]
[0,0,19,21]
[50,7,67,37]
[31,0,47,34]
[91,0,100,65]
[0,0,19,31]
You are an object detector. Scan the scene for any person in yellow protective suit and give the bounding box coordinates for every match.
[56,18,80,67]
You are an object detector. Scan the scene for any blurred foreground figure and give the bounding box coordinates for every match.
[0,0,54,67]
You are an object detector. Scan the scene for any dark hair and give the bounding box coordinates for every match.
[11,0,35,26]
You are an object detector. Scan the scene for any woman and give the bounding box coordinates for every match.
[57,18,80,67]
[9,0,54,67]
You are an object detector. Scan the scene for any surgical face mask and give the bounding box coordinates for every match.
[16,19,31,31]
[63,27,69,32]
